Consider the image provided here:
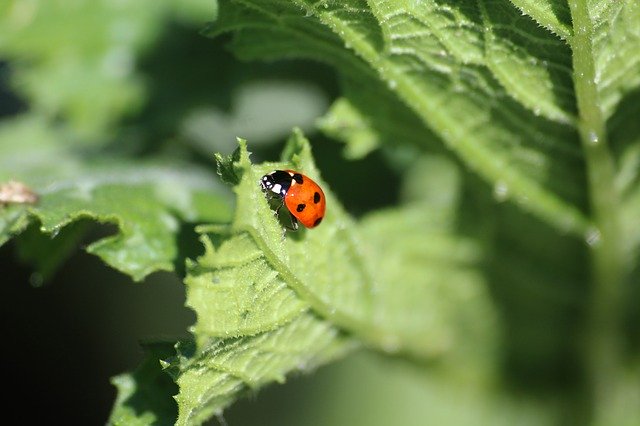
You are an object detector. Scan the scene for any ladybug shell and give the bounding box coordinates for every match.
[283,170,326,228]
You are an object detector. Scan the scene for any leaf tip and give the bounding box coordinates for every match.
[215,139,251,186]
[281,129,318,174]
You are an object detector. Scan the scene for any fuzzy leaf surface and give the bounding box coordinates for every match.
[210,0,595,236]
[156,131,497,424]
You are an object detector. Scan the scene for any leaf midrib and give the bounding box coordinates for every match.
[224,0,591,235]
[241,225,396,350]
[294,0,591,236]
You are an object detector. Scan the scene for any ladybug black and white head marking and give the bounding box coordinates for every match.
[260,170,306,197]
[260,170,295,197]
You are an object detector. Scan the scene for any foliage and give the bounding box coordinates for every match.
[1,0,639,425]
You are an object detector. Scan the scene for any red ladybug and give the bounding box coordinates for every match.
[260,170,326,229]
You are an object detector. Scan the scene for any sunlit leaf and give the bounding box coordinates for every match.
[210,0,592,236]
[151,131,496,423]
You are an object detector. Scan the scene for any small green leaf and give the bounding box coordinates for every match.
[14,220,90,283]
[508,0,573,40]
[317,97,380,159]
[0,115,233,281]
[480,0,576,124]
[172,315,354,425]
[585,0,640,119]
[0,205,31,246]
[317,73,440,159]
[214,145,242,186]
[109,343,178,426]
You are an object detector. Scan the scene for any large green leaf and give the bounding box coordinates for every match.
[0,115,233,280]
[209,0,591,236]
[208,1,640,425]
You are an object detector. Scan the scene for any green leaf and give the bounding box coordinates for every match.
[172,316,354,425]
[185,231,309,339]
[4,1,636,424]
[357,157,497,370]
[150,131,496,423]
[14,220,90,283]
[480,0,576,124]
[317,72,440,159]
[0,115,233,281]
[0,205,31,246]
[109,343,178,426]
[317,97,381,159]
[508,0,573,40]
[208,2,640,424]
[214,147,242,186]
[210,0,592,236]
[585,0,640,120]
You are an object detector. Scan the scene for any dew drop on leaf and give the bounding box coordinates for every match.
[585,227,601,246]
[29,272,44,288]
[50,227,61,238]
[493,181,509,201]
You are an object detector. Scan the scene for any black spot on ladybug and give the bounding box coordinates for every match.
[296,203,306,212]
[313,217,323,227]
[292,173,304,184]
[313,192,321,204]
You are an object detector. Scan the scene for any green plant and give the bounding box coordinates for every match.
[1,0,639,425]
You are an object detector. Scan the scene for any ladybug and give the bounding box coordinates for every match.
[260,170,326,230]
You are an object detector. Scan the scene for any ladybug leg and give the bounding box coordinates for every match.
[274,200,285,217]
[286,214,299,231]
[273,201,298,231]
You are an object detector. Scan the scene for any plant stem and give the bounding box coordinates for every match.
[568,1,625,424]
